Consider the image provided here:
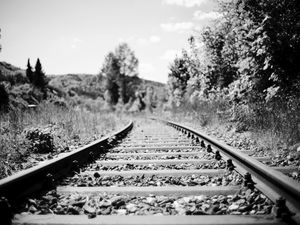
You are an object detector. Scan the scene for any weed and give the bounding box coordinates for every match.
[0,102,128,178]
[159,97,300,154]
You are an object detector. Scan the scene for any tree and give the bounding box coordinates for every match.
[102,53,121,105]
[115,43,139,77]
[114,43,139,103]
[144,86,155,113]
[33,58,48,88]
[0,83,9,109]
[201,23,237,90]
[167,55,190,107]
[241,0,300,98]
[100,43,139,106]
[216,0,300,102]
[26,58,33,83]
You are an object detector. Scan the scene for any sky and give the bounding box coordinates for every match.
[0,0,220,83]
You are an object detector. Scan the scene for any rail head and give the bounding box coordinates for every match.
[0,121,133,203]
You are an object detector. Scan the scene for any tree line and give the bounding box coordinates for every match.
[167,0,300,141]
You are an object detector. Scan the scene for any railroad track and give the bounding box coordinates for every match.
[1,119,300,225]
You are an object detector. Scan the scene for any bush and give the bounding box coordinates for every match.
[10,83,44,105]
[0,84,9,109]
[24,126,54,153]
[50,98,68,108]
[0,70,28,85]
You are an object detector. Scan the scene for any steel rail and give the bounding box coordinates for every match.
[13,214,284,225]
[160,119,300,223]
[0,121,133,204]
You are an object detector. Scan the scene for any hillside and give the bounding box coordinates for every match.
[0,61,22,73]
[49,74,165,99]
[0,61,26,84]
[49,74,105,100]
[0,61,166,111]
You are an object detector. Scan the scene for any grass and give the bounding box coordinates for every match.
[1,95,298,179]
[157,98,300,154]
[0,102,129,179]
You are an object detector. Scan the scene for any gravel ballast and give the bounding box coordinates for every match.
[61,171,243,187]
[17,188,273,216]
[85,160,227,171]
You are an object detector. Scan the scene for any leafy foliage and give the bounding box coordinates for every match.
[167,53,191,107]
[100,43,140,107]
[166,0,300,142]
[101,52,122,105]
[114,43,139,77]
[25,126,54,153]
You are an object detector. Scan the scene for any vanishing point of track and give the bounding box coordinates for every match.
[1,118,300,225]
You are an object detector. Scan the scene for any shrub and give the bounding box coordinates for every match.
[24,126,54,153]
[0,84,9,109]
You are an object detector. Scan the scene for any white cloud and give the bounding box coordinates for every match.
[119,36,160,46]
[71,37,82,49]
[160,22,194,33]
[193,11,222,20]
[162,0,208,7]
[149,35,161,43]
[160,49,182,61]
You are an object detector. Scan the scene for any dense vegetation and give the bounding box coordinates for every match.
[0,102,128,178]
[167,0,300,144]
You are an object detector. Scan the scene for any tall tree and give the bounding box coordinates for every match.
[0,83,9,109]
[115,43,139,77]
[114,43,139,103]
[33,58,48,88]
[144,86,154,113]
[100,43,139,106]
[102,53,121,105]
[26,58,33,83]
[167,55,190,107]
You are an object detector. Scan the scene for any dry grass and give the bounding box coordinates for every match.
[0,102,129,178]
[157,99,300,154]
